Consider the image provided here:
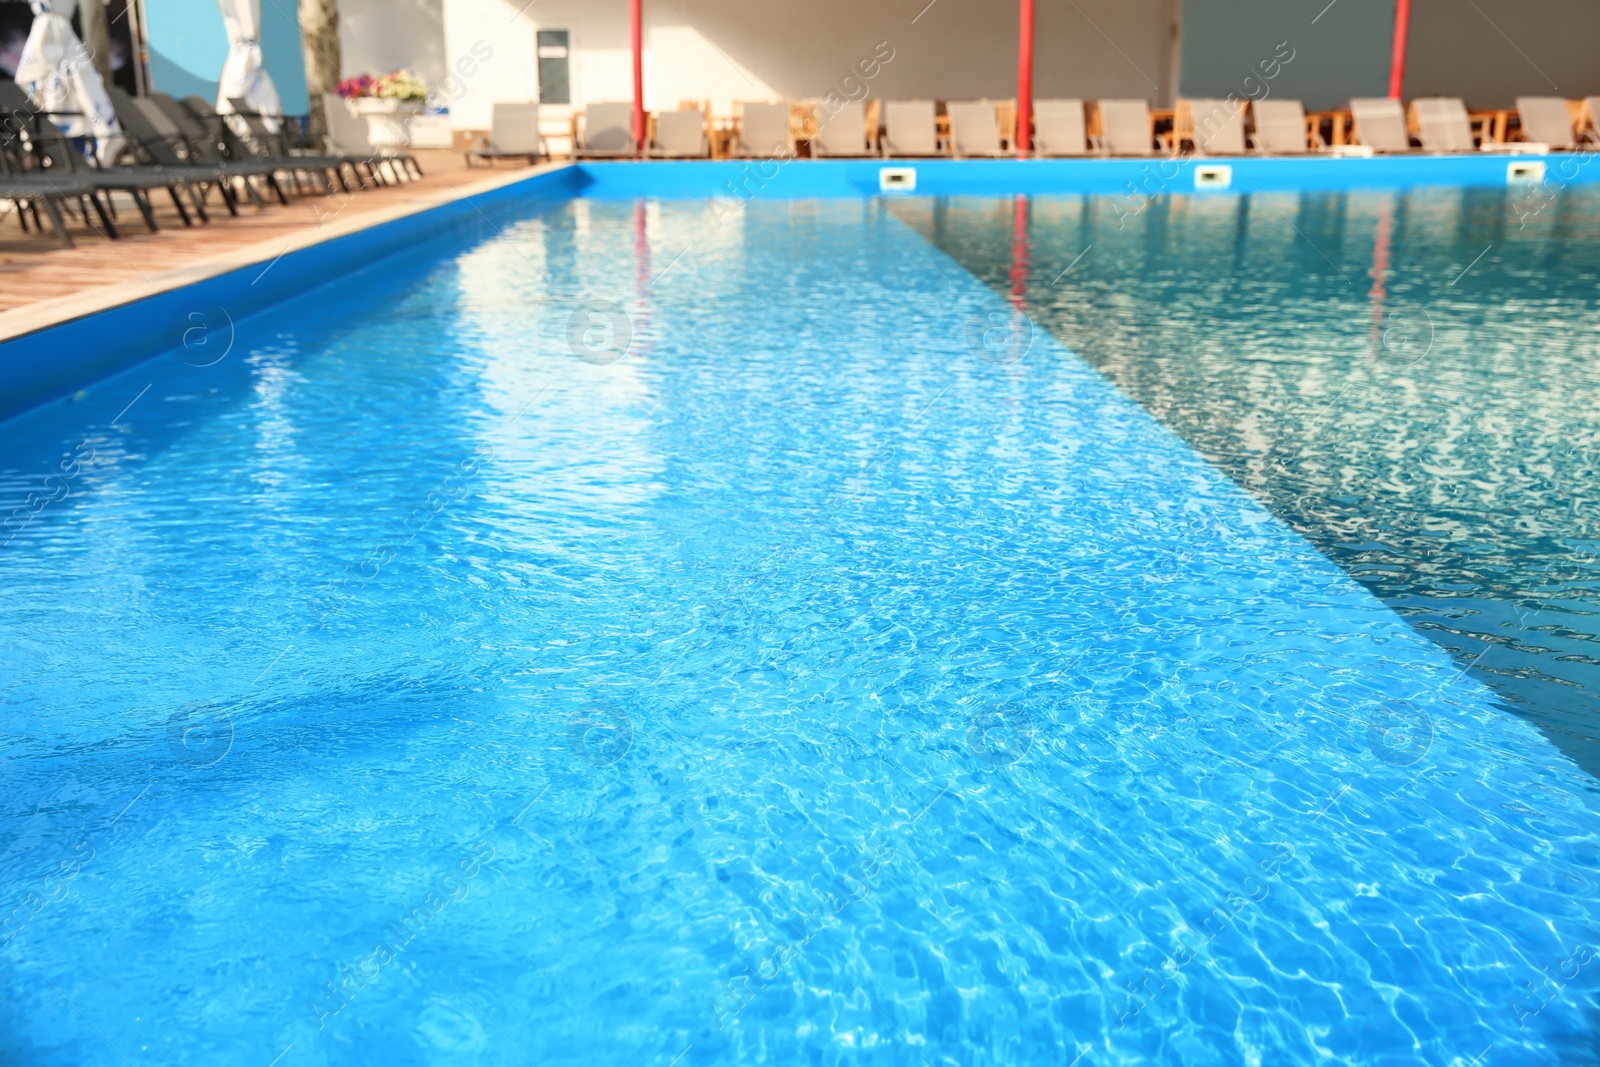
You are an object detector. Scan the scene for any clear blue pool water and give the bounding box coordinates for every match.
[2,193,1599,1066]
[905,188,1600,779]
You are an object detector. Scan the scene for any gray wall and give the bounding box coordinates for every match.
[1406,0,1600,107]
[1181,0,1600,110]
[1180,0,1392,110]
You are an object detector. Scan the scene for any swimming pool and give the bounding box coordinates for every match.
[2,188,1598,1065]
[903,187,1600,779]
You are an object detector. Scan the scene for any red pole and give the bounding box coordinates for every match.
[1016,0,1034,156]
[630,0,644,155]
[1387,0,1411,100]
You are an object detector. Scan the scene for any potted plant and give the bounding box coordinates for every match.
[338,70,429,146]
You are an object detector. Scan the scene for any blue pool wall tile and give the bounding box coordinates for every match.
[570,154,1600,199]
[0,167,589,427]
[3,153,1594,424]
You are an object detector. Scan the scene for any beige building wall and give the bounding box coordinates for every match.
[346,0,1595,143]
[339,0,450,91]
[433,0,1180,140]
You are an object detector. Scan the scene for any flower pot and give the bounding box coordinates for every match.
[353,98,426,147]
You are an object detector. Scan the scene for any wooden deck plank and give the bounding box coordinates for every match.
[0,151,559,335]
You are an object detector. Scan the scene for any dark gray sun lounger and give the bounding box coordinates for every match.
[105,87,284,213]
[218,96,403,189]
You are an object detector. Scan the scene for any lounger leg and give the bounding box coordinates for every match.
[133,190,159,232]
[40,197,73,248]
[87,192,120,239]
[200,182,230,218]
[166,186,193,226]
[213,183,239,217]
[268,174,288,206]
[77,195,92,229]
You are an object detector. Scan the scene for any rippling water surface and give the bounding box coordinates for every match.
[903,188,1600,777]
[1,194,1598,1066]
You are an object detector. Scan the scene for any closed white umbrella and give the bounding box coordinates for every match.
[13,0,124,165]
[215,0,281,131]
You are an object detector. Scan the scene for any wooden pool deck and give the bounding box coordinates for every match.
[0,150,562,344]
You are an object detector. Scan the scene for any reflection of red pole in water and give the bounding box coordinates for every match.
[1010,195,1029,310]
[1368,198,1392,359]
[634,198,651,357]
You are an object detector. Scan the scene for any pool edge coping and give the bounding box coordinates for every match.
[0,161,578,347]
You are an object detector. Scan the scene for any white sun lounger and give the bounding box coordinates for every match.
[1411,97,1547,154]
[1249,99,1315,153]
[1582,98,1600,145]
[947,101,1007,157]
[1349,98,1412,152]
[883,100,941,157]
[737,102,792,158]
[651,108,709,158]
[1179,97,1246,155]
[578,102,635,158]
[810,100,876,157]
[467,102,542,166]
[1033,99,1087,156]
[1094,99,1154,156]
[1515,97,1577,150]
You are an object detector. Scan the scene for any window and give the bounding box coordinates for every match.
[537,30,570,105]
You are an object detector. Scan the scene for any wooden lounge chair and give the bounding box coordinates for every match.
[1177,97,1245,155]
[1249,99,1317,153]
[810,100,876,157]
[467,102,543,166]
[735,102,792,158]
[1515,97,1577,150]
[1093,99,1154,156]
[577,102,635,158]
[1348,98,1412,152]
[946,101,1008,157]
[883,100,942,157]
[650,107,709,158]
[1032,99,1087,156]
[1410,97,1546,154]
